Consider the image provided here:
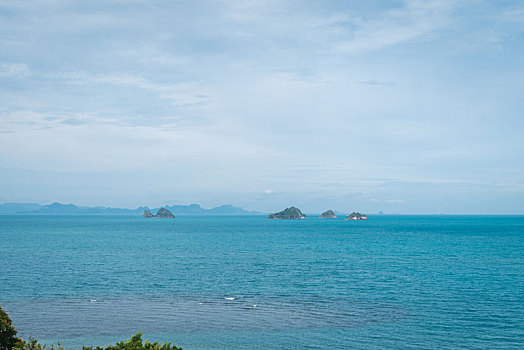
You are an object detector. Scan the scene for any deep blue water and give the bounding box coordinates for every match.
[1,215,523,349]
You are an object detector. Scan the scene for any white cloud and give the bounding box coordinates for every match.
[498,7,524,23]
[41,70,210,108]
[337,0,456,54]
[385,199,405,204]
[0,0,523,212]
[0,109,280,172]
[0,63,31,78]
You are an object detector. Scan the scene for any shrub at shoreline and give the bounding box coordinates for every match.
[0,305,182,350]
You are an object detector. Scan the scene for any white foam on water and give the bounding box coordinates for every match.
[224,297,235,300]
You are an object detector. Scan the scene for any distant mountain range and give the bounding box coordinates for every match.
[0,202,262,216]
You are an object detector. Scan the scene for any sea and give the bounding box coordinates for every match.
[1,215,523,349]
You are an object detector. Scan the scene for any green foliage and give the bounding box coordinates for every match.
[83,333,182,350]
[2,306,181,350]
[345,212,367,220]
[268,206,306,219]
[320,210,336,218]
[13,338,63,350]
[0,305,22,350]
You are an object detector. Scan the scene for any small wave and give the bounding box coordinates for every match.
[89,300,97,303]
[224,297,235,301]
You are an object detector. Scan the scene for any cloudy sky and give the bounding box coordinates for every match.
[1,0,523,213]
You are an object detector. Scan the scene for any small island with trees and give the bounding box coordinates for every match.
[268,207,306,219]
[143,207,175,218]
[320,210,337,219]
[345,212,368,220]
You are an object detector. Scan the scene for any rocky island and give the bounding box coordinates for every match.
[268,207,306,220]
[143,207,175,218]
[320,210,337,219]
[345,212,367,220]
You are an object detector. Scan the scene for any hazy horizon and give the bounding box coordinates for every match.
[1,200,523,216]
[1,1,523,214]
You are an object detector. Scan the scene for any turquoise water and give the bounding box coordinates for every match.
[1,215,523,349]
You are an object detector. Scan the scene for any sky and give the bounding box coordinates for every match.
[1,0,523,214]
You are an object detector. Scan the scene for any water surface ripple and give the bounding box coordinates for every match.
[1,215,523,349]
